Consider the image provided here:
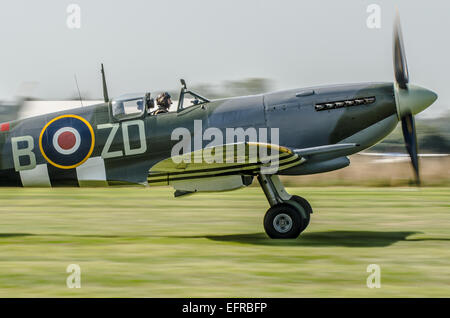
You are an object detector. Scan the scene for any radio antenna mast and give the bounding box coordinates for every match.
[101,63,109,102]
[74,74,83,107]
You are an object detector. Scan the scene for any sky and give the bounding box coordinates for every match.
[0,0,448,118]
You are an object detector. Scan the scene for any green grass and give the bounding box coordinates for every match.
[0,186,448,297]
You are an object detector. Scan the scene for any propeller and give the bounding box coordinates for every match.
[393,14,409,89]
[392,12,437,185]
[401,113,419,183]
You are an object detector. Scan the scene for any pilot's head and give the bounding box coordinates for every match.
[156,92,172,108]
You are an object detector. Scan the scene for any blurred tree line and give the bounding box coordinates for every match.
[168,78,274,100]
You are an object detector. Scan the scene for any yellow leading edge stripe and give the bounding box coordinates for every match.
[39,114,95,169]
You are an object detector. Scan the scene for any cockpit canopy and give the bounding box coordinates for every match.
[111,93,149,120]
[110,80,210,120]
[177,79,209,111]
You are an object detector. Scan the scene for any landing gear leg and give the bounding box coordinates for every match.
[257,174,312,239]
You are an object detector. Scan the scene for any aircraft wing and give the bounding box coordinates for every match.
[148,142,303,185]
[148,142,359,186]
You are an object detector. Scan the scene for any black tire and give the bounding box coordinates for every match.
[263,204,304,239]
[290,195,312,231]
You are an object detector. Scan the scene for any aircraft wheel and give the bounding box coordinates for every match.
[263,204,304,239]
[290,195,312,231]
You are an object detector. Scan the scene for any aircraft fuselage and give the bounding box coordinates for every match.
[0,82,399,187]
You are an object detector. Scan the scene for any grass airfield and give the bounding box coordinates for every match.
[0,186,448,297]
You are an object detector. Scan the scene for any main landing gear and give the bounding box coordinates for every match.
[257,174,313,239]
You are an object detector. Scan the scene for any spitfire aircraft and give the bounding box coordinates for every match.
[0,16,438,238]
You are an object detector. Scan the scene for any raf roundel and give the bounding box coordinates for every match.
[39,115,95,169]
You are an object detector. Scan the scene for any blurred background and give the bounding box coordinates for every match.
[0,0,448,298]
[0,0,448,185]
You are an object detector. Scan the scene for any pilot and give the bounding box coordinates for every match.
[154,92,172,114]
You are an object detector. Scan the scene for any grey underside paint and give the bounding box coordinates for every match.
[280,114,398,175]
[279,156,350,175]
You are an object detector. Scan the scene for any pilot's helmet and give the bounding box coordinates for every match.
[156,92,172,108]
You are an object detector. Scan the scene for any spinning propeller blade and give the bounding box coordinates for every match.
[392,11,437,185]
[401,113,420,184]
[393,13,409,89]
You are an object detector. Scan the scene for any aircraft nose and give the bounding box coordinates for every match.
[396,84,438,118]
